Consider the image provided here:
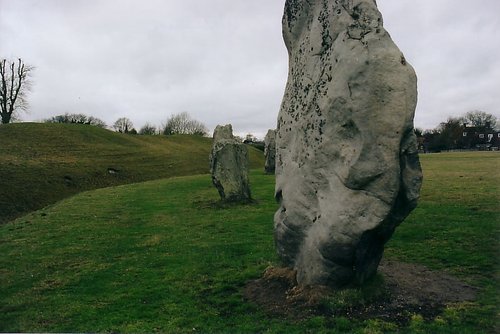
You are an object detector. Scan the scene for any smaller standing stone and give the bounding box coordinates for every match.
[210,124,251,202]
[264,129,276,174]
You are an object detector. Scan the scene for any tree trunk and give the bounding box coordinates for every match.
[1,112,11,124]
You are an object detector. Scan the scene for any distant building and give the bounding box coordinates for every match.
[460,122,500,150]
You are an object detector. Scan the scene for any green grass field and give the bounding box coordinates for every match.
[0,123,264,224]
[0,152,498,333]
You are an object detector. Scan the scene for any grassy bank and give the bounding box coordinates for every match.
[0,122,264,224]
[0,152,498,332]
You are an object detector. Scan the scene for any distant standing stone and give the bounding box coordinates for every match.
[210,124,251,202]
[274,0,423,287]
[264,129,277,174]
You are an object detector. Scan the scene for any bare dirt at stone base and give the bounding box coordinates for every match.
[243,259,478,325]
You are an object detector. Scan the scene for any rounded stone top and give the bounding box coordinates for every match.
[213,124,234,142]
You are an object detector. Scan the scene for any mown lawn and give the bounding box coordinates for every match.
[0,152,498,333]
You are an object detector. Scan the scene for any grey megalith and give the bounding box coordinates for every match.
[264,129,277,174]
[210,124,251,202]
[274,0,423,287]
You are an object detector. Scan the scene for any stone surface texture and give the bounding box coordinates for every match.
[274,0,423,287]
[264,129,277,174]
[210,124,251,201]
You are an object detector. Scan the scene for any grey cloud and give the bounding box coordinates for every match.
[1,0,499,135]
[378,0,500,129]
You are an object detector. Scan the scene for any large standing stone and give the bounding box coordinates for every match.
[274,0,423,287]
[210,124,251,202]
[264,129,277,174]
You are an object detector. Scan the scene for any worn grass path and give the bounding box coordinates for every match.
[0,152,498,333]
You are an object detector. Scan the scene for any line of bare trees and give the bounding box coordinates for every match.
[45,113,107,128]
[109,112,207,136]
[43,112,208,136]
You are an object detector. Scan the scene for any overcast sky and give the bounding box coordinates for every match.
[1,0,499,137]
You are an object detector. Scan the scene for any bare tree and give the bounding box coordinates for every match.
[0,58,33,124]
[113,117,134,133]
[87,116,107,128]
[139,123,157,135]
[162,112,207,136]
[45,113,107,128]
[460,110,497,129]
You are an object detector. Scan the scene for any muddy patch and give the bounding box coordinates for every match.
[243,259,477,324]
